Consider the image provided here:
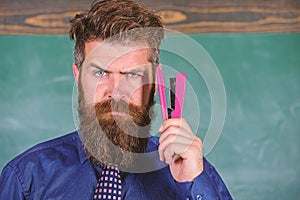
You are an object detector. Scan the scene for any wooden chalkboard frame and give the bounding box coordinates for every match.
[0,0,299,34]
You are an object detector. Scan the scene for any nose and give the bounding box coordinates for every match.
[107,75,126,101]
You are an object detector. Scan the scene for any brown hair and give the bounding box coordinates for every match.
[69,0,164,69]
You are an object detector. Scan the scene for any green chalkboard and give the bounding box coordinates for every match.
[0,34,299,199]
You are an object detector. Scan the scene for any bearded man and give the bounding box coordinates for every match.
[0,0,232,199]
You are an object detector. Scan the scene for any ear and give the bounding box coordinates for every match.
[72,63,80,86]
[154,64,162,96]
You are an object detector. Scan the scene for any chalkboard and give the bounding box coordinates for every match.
[0,34,299,199]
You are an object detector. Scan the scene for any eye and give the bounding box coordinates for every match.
[95,70,107,77]
[127,72,141,78]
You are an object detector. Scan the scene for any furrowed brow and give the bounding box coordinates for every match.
[88,63,112,73]
[120,65,149,74]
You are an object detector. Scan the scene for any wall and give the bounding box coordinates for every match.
[0,33,299,199]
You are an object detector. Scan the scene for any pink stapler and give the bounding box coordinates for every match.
[156,67,186,121]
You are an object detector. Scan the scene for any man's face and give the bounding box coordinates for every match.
[73,40,156,168]
[74,41,154,108]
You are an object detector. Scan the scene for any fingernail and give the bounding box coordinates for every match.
[158,125,163,132]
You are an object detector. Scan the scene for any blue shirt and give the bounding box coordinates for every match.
[0,132,232,200]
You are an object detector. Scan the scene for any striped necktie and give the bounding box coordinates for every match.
[93,164,122,200]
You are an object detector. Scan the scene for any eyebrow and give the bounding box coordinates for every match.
[120,67,146,75]
[88,62,149,74]
[88,63,113,73]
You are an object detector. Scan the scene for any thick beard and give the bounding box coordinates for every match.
[78,92,153,169]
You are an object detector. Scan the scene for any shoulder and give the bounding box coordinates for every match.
[0,131,89,198]
[6,131,83,169]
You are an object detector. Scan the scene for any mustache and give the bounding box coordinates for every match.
[94,99,151,126]
[95,99,133,114]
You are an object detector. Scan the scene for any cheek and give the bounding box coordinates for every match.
[93,85,104,102]
[128,73,154,106]
[129,83,153,106]
[128,86,144,105]
[80,74,102,104]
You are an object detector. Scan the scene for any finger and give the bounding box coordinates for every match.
[159,118,192,134]
[159,131,193,149]
[158,135,193,162]
[162,138,203,164]
[159,126,193,145]
[179,138,203,160]
[163,143,188,164]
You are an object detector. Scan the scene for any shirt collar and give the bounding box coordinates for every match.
[75,131,160,165]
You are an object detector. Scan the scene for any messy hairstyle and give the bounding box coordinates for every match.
[69,0,164,69]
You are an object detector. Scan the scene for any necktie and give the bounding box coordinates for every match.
[93,164,122,200]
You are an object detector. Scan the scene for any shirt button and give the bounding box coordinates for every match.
[185,198,190,200]
[196,194,202,200]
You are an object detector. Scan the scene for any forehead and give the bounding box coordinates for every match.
[84,41,152,71]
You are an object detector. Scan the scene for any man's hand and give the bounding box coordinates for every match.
[158,118,203,182]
